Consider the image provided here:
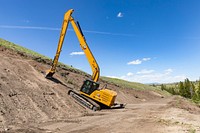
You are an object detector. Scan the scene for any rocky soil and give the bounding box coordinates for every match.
[0,45,200,133]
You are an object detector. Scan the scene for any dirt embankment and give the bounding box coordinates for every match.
[0,45,200,133]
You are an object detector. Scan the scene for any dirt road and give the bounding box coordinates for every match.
[0,45,200,133]
[40,96,200,133]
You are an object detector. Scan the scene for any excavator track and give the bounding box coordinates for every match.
[68,90,101,111]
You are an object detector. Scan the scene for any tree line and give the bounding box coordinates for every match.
[161,78,200,103]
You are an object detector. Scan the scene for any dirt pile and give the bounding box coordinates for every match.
[0,45,200,133]
[0,46,86,131]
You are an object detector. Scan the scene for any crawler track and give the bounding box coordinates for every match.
[68,90,101,111]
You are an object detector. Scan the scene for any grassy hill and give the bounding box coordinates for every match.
[0,38,48,59]
[102,76,157,90]
[0,38,86,74]
[0,38,166,94]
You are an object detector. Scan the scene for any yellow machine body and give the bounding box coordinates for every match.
[80,89,117,107]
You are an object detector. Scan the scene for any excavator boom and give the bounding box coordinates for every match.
[46,9,99,82]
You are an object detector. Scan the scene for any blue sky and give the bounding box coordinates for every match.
[0,0,200,83]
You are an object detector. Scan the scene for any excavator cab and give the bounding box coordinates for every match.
[80,80,99,95]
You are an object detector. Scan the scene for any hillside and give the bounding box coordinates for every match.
[0,38,162,93]
[0,38,200,133]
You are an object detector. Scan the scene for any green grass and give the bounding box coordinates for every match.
[0,38,49,59]
[102,76,154,90]
[0,38,170,94]
[0,38,88,76]
[102,76,170,95]
[0,38,76,69]
[162,79,199,88]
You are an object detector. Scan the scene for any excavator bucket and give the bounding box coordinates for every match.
[45,71,55,79]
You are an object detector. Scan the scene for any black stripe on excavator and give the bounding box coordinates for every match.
[76,21,84,37]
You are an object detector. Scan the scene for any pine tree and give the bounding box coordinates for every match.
[184,78,192,98]
[179,81,185,97]
[191,82,195,97]
[197,80,200,100]
[192,80,200,102]
[170,87,176,95]
[161,84,165,91]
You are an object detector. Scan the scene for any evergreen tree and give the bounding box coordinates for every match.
[161,84,165,91]
[179,81,185,97]
[197,80,200,100]
[184,78,192,98]
[192,80,200,103]
[191,82,195,97]
[170,87,176,95]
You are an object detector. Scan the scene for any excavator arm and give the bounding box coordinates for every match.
[46,9,73,78]
[46,9,100,82]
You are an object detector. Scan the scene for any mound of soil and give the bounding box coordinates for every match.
[1,45,200,133]
[165,96,200,114]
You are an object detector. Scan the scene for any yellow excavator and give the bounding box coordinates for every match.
[46,9,124,111]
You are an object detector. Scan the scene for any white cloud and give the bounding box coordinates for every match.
[70,52,84,56]
[106,75,122,79]
[164,68,173,74]
[142,58,151,61]
[127,59,142,65]
[137,69,155,74]
[106,68,186,84]
[127,72,134,76]
[127,57,151,65]
[117,12,123,18]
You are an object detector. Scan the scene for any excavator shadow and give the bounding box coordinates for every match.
[99,103,126,110]
[46,77,69,88]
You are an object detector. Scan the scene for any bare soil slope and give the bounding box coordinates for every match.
[0,45,200,133]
